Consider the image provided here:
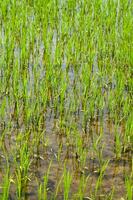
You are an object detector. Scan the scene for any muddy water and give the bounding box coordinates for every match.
[0,110,131,200]
[35,121,130,200]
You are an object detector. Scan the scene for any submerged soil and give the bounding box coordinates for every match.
[0,109,132,200]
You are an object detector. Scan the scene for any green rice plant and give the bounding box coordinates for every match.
[38,160,52,200]
[114,124,122,159]
[57,143,63,163]
[15,168,22,200]
[123,111,133,152]
[94,159,109,198]
[0,97,6,121]
[38,183,43,200]
[93,129,105,169]
[75,131,87,170]
[63,166,72,200]
[77,174,90,200]
[54,173,64,200]
[105,186,115,200]
[1,166,10,200]
[43,160,52,200]
[114,130,122,159]
[125,175,133,200]
[81,63,91,126]
[14,139,31,199]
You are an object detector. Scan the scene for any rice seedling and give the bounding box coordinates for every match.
[76,174,90,200]
[125,175,133,200]
[94,159,109,198]
[114,124,122,159]
[63,166,72,200]
[38,160,52,200]
[1,166,10,200]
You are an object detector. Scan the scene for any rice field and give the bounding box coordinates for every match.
[0,0,132,199]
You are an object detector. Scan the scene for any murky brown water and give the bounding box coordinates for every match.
[0,109,131,200]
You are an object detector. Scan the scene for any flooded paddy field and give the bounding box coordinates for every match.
[0,1,132,200]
